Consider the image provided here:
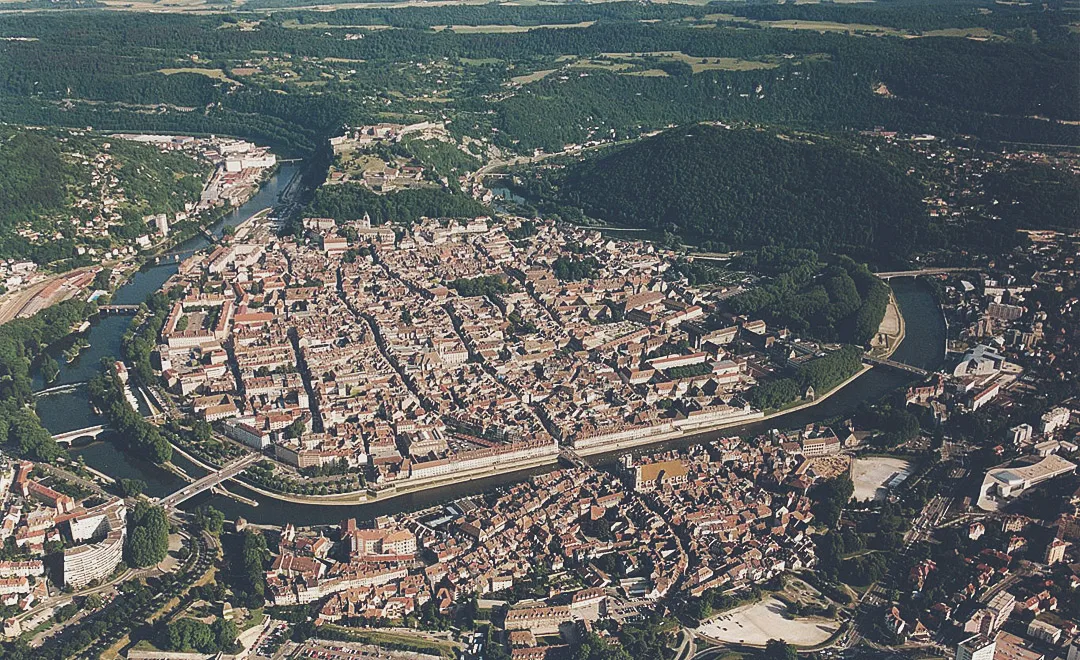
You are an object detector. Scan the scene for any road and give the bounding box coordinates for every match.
[35,461,111,498]
[673,627,695,660]
[157,451,261,508]
[873,267,979,279]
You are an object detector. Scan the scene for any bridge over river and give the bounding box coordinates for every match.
[97,304,140,315]
[872,267,980,279]
[52,425,111,445]
[156,453,262,510]
[863,355,930,377]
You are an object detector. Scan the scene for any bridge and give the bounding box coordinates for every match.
[52,425,110,445]
[873,267,979,280]
[98,304,140,315]
[864,356,929,377]
[157,453,261,509]
[559,448,589,470]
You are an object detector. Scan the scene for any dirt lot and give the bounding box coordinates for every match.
[851,456,912,502]
[697,597,839,647]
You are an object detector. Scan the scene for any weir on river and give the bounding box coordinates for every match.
[32,164,947,528]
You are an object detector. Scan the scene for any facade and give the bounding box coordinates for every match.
[1045,538,1067,565]
[978,454,1077,509]
[61,500,126,588]
[956,635,996,660]
[1027,619,1062,645]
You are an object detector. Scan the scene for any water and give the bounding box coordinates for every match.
[40,180,945,526]
[885,277,947,372]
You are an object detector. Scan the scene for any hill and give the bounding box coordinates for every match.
[0,128,209,270]
[556,125,932,257]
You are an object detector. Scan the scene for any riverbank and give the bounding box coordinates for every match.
[218,365,872,509]
[45,185,943,527]
[233,449,564,507]
[871,286,907,360]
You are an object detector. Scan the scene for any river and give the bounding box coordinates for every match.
[32,170,947,526]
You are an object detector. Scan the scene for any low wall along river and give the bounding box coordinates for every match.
[33,165,947,527]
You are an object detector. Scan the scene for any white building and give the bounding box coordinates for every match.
[1040,407,1070,436]
[62,500,126,588]
[953,345,1005,378]
[956,635,996,660]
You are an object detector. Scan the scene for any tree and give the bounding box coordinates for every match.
[212,617,238,651]
[125,502,169,567]
[284,418,305,439]
[40,354,60,385]
[812,474,854,528]
[118,478,146,498]
[760,639,798,660]
[92,269,112,291]
[193,420,213,443]
[193,505,225,536]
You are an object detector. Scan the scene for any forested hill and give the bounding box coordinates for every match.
[557,125,931,257]
[0,128,209,269]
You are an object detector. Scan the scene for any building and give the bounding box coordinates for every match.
[978,454,1077,509]
[953,345,1006,378]
[986,591,1016,632]
[629,459,688,493]
[964,592,1015,636]
[1040,407,1071,436]
[800,427,841,457]
[993,632,1043,660]
[0,561,43,578]
[349,528,417,558]
[61,500,126,588]
[1045,538,1067,565]
[1009,424,1033,445]
[1027,619,1062,645]
[956,635,996,660]
[504,605,571,636]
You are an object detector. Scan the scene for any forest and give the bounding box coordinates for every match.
[0,298,98,463]
[729,249,892,345]
[0,6,1073,157]
[553,126,931,259]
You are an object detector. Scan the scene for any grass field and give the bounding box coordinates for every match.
[570,59,635,71]
[602,51,781,72]
[434,20,594,33]
[510,68,557,85]
[280,19,395,29]
[624,69,670,77]
[158,68,242,85]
